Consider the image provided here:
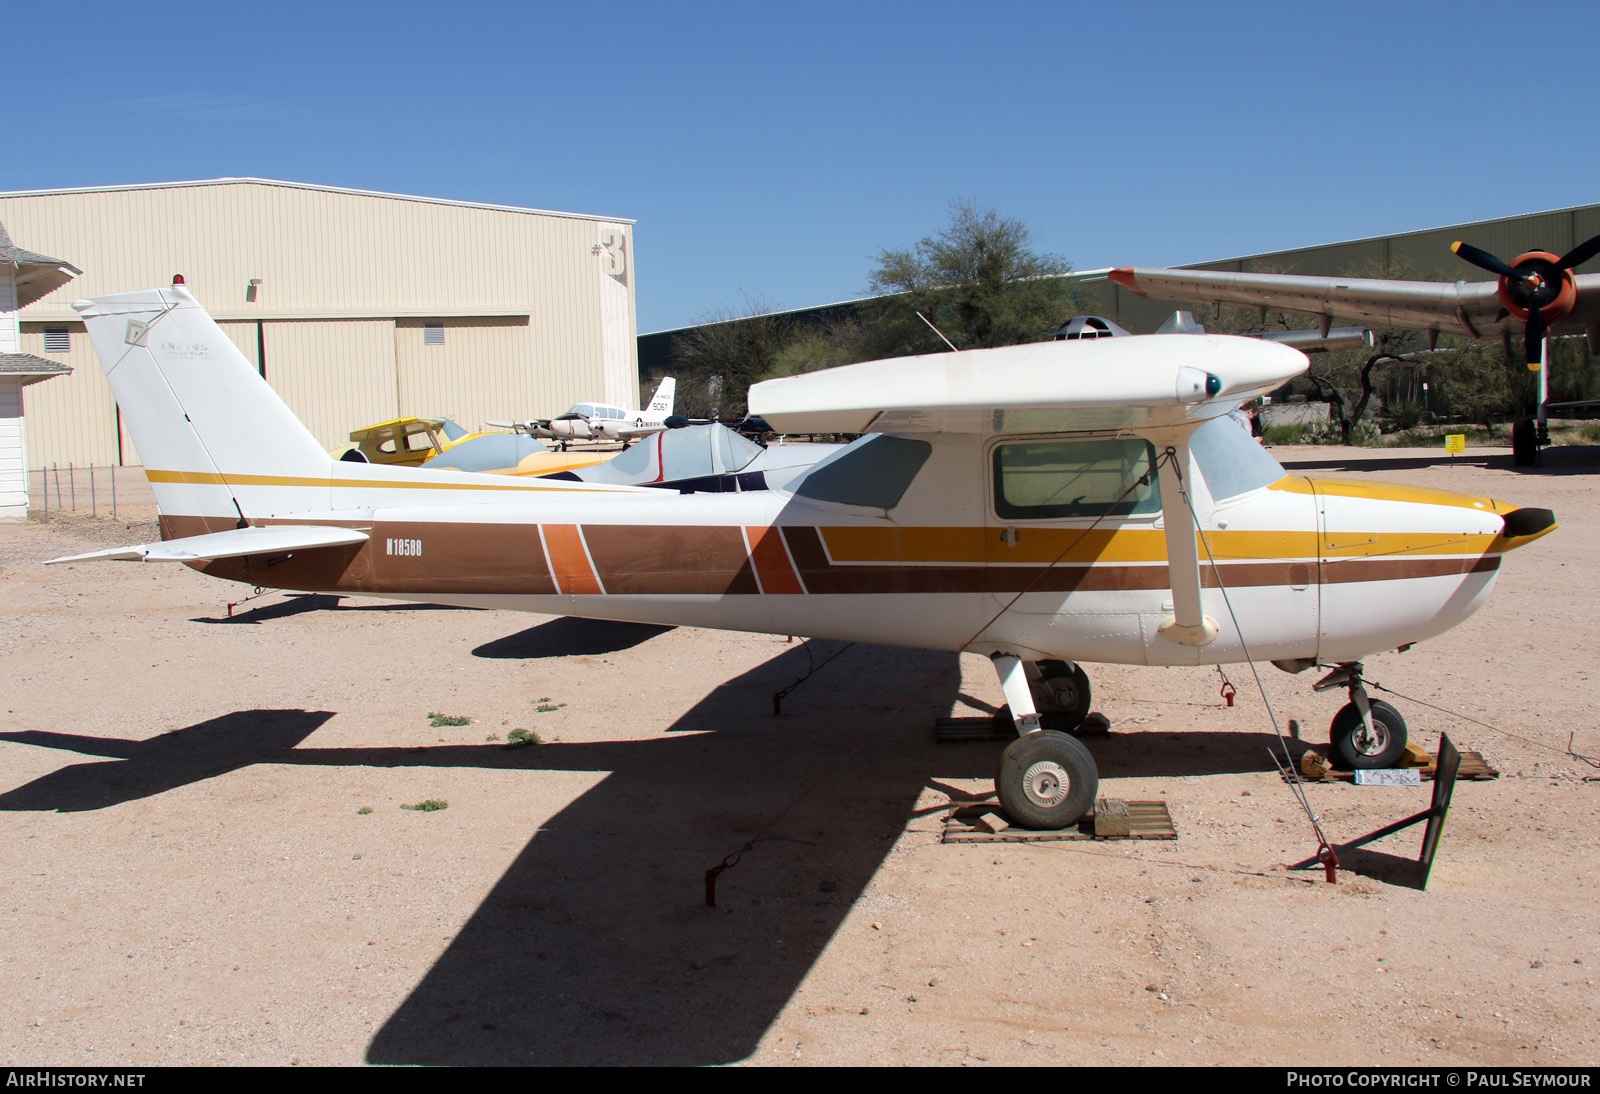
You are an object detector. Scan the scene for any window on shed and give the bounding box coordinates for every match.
[44,327,70,354]
[423,323,445,346]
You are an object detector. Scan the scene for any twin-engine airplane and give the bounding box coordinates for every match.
[49,286,1555,829]
[532,377,677,446]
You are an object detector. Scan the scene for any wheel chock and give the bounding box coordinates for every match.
[1400,741,1432,768]
[1094,798,1132,838]
[1300,750,1331,779]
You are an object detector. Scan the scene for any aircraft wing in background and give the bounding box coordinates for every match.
[1108,266,1519,339]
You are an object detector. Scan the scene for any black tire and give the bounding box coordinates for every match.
[995,730,1099,830]
[1512,418,1540,467]
[1031,660,1092,732]
[1328,699,1408,770]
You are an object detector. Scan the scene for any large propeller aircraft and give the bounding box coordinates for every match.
[1110,231,1600,465]
[48,285,1555,829]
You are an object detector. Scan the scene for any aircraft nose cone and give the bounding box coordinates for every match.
[1501,507,1556,539]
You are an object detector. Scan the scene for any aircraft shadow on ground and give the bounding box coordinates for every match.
[1087,728,1317,779]
[0,643,975,1064]
[1280,444,1600,477]
[0,710,335,811]
[364,642,982,1066]
[193,593,483,625]
[471,616,675,659]
[0,644,1332,1064]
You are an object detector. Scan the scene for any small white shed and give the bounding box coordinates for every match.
[0,222,78,521]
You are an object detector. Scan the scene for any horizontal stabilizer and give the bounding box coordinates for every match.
[46,525,369,565]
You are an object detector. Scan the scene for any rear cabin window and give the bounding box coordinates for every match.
[792,434,932,509]
[993,437,1160,520]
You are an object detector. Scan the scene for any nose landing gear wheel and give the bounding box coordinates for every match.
[1328,699,1407,770]
[996,730,1098,830]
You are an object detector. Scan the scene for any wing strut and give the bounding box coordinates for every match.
[1155,442,1219,646]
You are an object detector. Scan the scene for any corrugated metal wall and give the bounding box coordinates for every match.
[16,322,119,467]
[0,180,637,467]
[265,319,399,451]
[395,317,535,431]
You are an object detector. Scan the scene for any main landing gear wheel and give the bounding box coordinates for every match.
[1030,660,1092,732]
[1328,699,1408,770]
[995,730,1098,830]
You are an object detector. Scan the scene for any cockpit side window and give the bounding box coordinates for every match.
[993,437,1160,520]
[792,435,933,509]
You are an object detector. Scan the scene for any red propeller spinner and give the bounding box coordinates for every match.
[1452,234,1600,367]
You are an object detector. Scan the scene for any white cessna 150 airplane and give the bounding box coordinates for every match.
[51,286,1556,829]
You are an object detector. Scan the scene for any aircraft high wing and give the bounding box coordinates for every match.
[1110,232,1600,465]
[49,285,1554,830]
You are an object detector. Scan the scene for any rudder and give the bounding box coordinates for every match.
[74,286,333,522]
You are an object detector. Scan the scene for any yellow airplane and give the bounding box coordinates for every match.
[335,416,615,476]
[48,285,1555,829]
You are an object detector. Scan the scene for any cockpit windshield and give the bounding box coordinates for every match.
[1188,414,1287,501]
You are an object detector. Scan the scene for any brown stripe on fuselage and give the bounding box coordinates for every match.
[156,515,1505,600]
[180,516,560,596]
[1321,555,1500,584]
[370,520,556,595]
[583,525,760,596]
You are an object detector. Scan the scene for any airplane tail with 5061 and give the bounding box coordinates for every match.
[50,283,1556,830]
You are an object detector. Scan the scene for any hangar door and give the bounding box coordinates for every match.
[394,317,534,433]
[263,320,399,452]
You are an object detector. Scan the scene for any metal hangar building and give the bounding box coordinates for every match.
[0,178,638,468]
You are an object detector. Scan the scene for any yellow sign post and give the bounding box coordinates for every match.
[1445,433,1466,460]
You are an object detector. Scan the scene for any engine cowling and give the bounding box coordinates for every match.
[1497,250,1578,324]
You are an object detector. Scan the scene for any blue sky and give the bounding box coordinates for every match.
[10,1,1599,332]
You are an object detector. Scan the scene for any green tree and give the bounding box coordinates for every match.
[863,201,1082,357]
[762,315,870,380]
[669,295,794,417]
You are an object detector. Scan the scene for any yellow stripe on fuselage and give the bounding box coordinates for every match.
[144,469,621,493]
[820,525,1505,565]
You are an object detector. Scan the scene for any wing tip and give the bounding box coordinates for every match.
[1108,267,1145,295]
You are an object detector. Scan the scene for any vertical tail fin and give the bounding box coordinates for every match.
[74,287,333,520]
[646,376,676,415]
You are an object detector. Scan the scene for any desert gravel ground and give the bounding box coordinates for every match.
[0,446,1596,1067]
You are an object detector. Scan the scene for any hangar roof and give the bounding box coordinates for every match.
[0,178,634,226]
